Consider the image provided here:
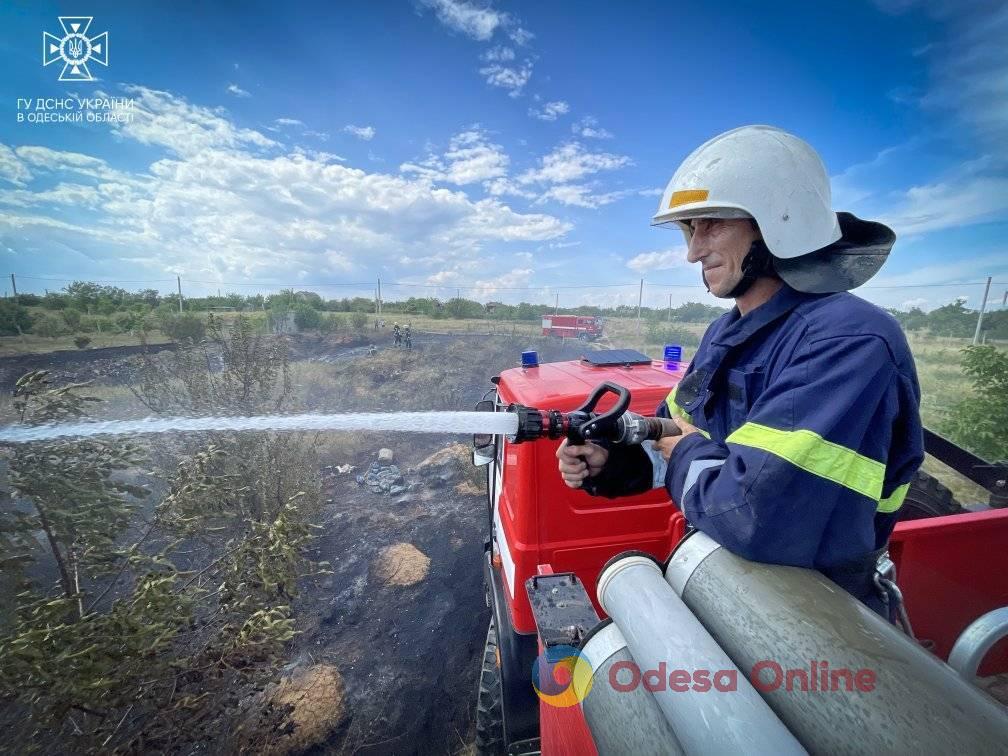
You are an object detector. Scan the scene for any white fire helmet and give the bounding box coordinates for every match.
[653,125,894,293]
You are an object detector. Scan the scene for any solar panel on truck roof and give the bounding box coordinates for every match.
[580,349,653,366]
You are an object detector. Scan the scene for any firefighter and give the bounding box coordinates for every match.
[393,322,401,346]
[404,322,412,350]
[556,125,924,616]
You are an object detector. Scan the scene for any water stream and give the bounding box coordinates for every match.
[0,410,519,444]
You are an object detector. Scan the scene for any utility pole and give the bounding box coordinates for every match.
[636,278,643,332]
[973,276,992,345]
[10,273,24,343]
[377,276,382,314]
[668,293,672,322]
[555,291,559,315]
[177,275,183,313]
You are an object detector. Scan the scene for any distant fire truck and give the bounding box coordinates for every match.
[541,314,604,341]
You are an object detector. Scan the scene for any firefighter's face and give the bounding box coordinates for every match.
[684,218,759,298]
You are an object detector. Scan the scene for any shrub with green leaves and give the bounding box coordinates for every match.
[158,312,206,343]
[31,313,68,339]
[0,299,33,336]
[0,319,326,751]
[943,345,1008,461]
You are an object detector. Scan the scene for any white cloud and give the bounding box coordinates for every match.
[401,129,509,185]
[0,87,571,286]
[0,144,33,185]
[480,60,533,97]
[880,173,1008,235]
[518,142,632,184]
[417,0,507,41]
[509,27,534,46]
[875,1,1008,144]
[275,118,304,127]
[626,246,689,273]
[481,45,515,62]
[529,100,570,122]
[303,129,329,141]
[344,124,376,141]
[900,297,929,310]
[426,269,462,285]
[536,184,632,209]
[468,267,534,298]
[571,116,613,139]
[108,85,277,157]
[638,187,664,197]
[227,83,250,98]
[483,176,537,199]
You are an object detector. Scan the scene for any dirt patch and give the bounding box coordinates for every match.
[454,481,483,496]
[255,664,346,755]
[374,542,431,587]
[417,444,471,470]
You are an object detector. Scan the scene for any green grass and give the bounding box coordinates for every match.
[0,332,172,356]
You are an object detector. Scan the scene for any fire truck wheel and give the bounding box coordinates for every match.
[475,618,506,755]
[578,332,588,341]
[898,470,966,520]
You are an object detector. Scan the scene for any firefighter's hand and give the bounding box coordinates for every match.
[556,439,608,489]
[657,416,699,460]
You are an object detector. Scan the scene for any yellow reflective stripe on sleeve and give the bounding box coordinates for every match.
[665,385,690,420]
[726,422,885,502]
[877,482,910,514]
[665,386,711,439]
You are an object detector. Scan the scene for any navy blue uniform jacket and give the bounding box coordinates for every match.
[587,284,924,602]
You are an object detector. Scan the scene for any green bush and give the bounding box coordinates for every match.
[943,346,1008,461]
[293,303,322,331]
[350,311,368,331]
[320,313,344,334]
[61,308,82,330]
[78,315,115,334]
[32,313,68,338]
[159,313,206,344]
[73,335,91,349]
[114,311,139,333]
[0,299,32,335]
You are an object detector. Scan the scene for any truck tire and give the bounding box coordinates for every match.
[475,619,506,755]
[898,470,966,521]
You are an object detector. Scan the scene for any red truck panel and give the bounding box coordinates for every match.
[494,359,687,634]
[890,508,1008,675]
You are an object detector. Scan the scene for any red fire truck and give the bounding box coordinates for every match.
[470,348,1008,755]
[541,315,604,341]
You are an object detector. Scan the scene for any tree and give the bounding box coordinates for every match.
[0,319,326,752]
[943,346,1008,461]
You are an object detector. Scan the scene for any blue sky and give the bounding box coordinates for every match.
[1,0,1006,311]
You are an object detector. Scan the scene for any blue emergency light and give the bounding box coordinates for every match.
[521,350,539,368]
[663,344,682,364]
